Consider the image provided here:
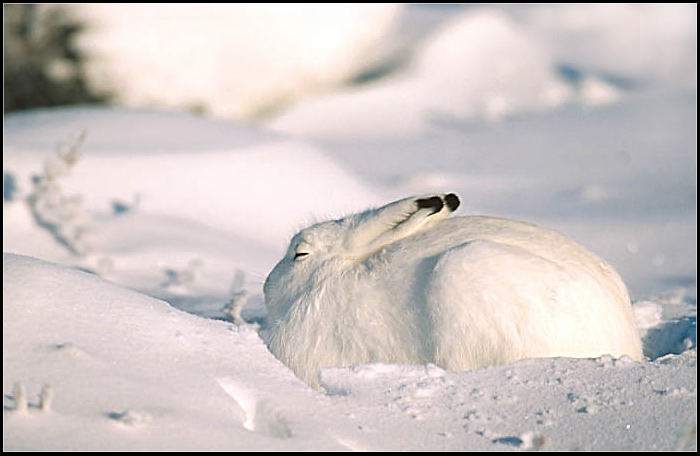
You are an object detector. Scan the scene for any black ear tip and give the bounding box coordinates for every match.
[445,193,460,211]
[416,196,444,214]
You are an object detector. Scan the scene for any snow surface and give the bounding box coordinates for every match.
[67,4,400,119]
[3,4,697,451]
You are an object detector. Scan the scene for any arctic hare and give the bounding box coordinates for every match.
[263,193,643,390]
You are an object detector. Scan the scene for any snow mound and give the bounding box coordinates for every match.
[412,8,572,121]
[269,8,578,138]
[3,107,382,247]
[66,4,400,119]
[2,252,314,451]
[4,253,696,451]
[511,3,697,89]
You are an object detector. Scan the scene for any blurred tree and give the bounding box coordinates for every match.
[3,4,109,112]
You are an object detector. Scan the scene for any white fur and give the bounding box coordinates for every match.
[263,194,643,390]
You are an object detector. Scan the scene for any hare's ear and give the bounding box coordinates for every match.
[347,193,460,259]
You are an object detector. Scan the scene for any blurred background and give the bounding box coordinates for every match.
[3,3,400,119]
[3,4,697,302]
[4,4,696,124]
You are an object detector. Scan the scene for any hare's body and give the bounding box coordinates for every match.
[263,194,643,389]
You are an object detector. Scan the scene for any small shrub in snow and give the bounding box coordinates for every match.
[12,382,28,414]
[27,131,92,255]
[222,269,249,326]
[9,382,53,413]
[38,385,54,412]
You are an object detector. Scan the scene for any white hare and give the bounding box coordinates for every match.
[263,193,643,390]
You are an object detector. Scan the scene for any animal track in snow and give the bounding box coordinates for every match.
[216,378,291,439]
[107,409,153,428]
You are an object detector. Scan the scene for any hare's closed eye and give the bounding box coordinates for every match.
[293,241,312,260]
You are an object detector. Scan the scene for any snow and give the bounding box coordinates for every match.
[3,253,696,451]
[3,107,380,247]
[3,4,696,452]
[67,4,400,119]
[505,3,698,90]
